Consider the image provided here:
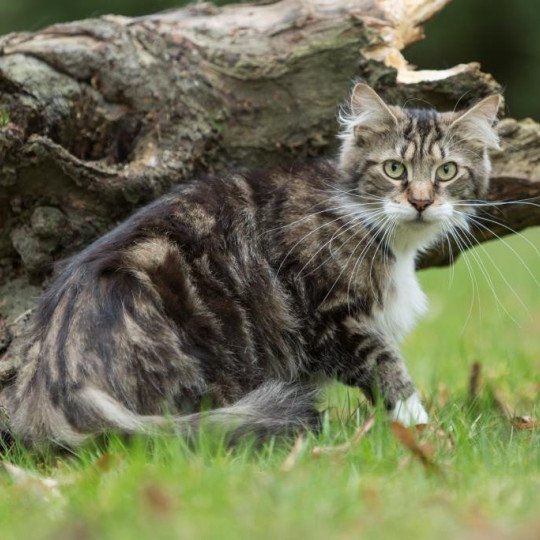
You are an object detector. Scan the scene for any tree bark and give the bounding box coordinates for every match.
[0,0,539,379]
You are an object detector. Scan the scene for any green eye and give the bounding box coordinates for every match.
[436,161,458,181]
[383,160,406,180]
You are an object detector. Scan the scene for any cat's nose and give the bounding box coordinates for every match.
[408,197,433,212]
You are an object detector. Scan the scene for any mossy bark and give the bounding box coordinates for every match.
[0,0,539,379]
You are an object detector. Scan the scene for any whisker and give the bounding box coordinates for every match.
[441,223,456,289]
[262,201,360,236]
[444,222,482,331]
[294,213,369,278]
[464,214,540,289]
[453,198,540,209]
[346,215,393,310]
[468,211,540,258]
[319,219,385,308]
[453,221,526,323]
[275,212,362,275]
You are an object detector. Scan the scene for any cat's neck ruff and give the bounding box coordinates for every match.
[374,221,440,342]
[390,221,442,258]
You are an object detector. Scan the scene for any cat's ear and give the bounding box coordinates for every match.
[349,83,398,140]
[450,95,502,150]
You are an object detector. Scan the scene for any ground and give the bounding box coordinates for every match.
[0,229,538,540]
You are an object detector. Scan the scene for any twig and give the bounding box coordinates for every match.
[391,422,444,477]
[468,361,482,402]
[280,434,305,472]
[311,415,375,458]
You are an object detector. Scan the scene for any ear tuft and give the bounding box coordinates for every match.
[348,83,397,133]
[451,94,502,150]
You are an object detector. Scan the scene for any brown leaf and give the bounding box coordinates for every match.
[361,487,381,511]
[511,415,539,430]
[94,452,123,472]
[436,383,449,408]
[416,423,455,451]
[280,434,305,472]
[391,422,443,476]
[397,455,412,471]
[468,361,482,401]
[141,484,175,517]
[489,386,513,419]
[311,415,375,458]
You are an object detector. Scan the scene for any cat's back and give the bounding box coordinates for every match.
[25,170,269,368]
[5,171,304,444]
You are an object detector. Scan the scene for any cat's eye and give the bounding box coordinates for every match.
[383,160,406,180]
[436,161,458,182]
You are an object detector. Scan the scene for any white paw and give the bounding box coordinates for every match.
[390,393,429,426]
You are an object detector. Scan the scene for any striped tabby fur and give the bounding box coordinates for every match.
[0,84,501,448]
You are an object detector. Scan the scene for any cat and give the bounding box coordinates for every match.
[0,84,501,448]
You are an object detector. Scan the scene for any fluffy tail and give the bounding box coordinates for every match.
[81,381,320,445]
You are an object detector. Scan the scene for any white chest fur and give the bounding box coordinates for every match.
[374,251,428,343]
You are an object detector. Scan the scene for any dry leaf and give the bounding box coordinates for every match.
[511,415,539,430]
[434,428,455,451]
[489,386,513,419]
[416,423,455,451]
[311,415,375,458]
[468,361,482,401]
[1,462,64,499]
[280,434,305,472]
[141,484,175,517]
[397,455,412,471]
[361,487,381,511]
[391,422,443,476]
[436,383,449,408]
[94,452,123,472]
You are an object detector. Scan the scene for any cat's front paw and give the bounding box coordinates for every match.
[390,392,429,426]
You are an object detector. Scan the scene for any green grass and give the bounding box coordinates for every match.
[1,230,539,540]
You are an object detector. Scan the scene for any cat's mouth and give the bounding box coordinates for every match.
[383,201,449,227]
[407,217,430,228]
[400,211,429,225]
[405,212,442,227]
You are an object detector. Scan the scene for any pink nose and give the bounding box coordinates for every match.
[408,197,433,212]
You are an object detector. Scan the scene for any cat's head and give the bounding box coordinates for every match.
[338,84,501,249]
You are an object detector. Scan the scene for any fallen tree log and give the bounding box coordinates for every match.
[0,0,539,379]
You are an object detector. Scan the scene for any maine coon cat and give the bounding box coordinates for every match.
[0,84,501,447]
